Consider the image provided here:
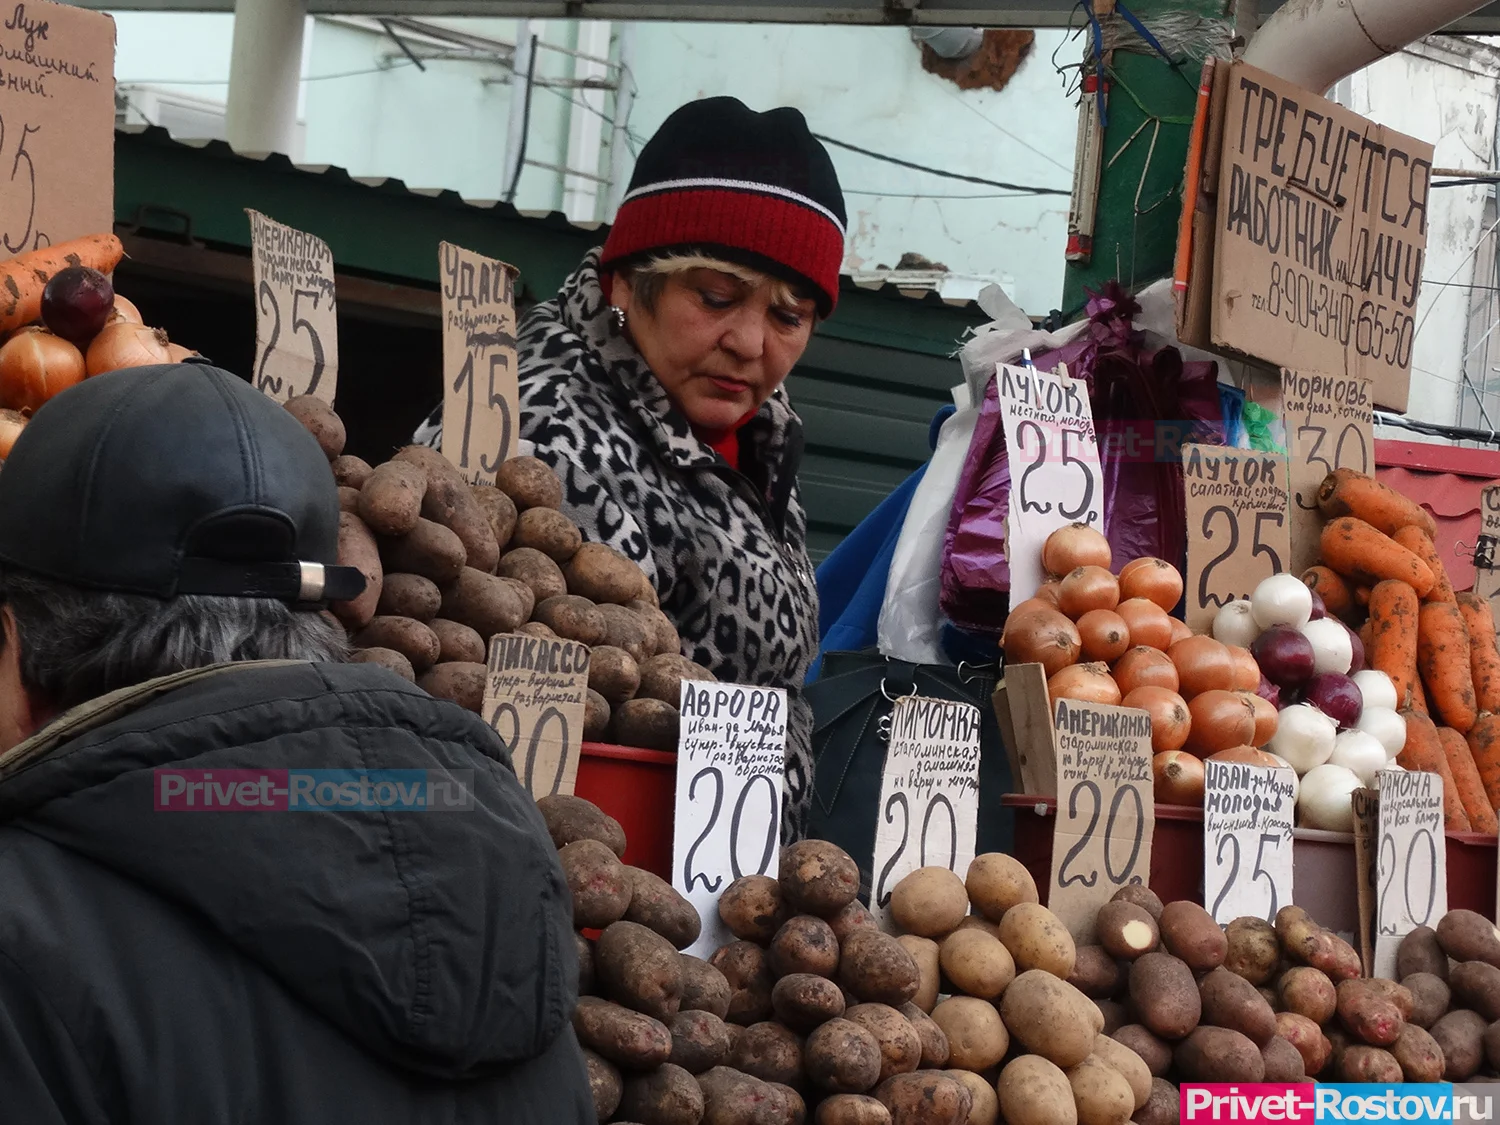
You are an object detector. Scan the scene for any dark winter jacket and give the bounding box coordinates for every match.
[415,251,820,841]
[0,659,592,1124]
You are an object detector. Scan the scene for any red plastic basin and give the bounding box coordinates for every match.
[573,742,676,880]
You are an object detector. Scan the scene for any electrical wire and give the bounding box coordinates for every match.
[123,59,420,85]
[844,188,1064,200]
[811,133,1069,197]
[1375,410,1500,446]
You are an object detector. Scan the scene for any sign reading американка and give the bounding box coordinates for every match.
[1182,1084,1494,1125]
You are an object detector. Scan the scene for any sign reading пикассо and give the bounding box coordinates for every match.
[481,632,591,801]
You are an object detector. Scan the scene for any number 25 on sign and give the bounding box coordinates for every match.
[440,243,519,486]
[247,210,339,405]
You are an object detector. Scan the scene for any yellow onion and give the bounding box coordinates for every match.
[0,329,85,414]
[86,322,170,377]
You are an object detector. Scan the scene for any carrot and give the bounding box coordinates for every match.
[1437,724,1497,834]
[1320,517,1436,597]
[1394,526,1456,604]
[0,233,124,336]
[1411,673,1429,716]
[1457,592,1500,715]
[1359,619,1374,657]
[1398,709,1470,831]
[1317,467,1439,540]
[1355,585,1372,610]
[1417,601,1477,733]
[1369,580,1423,712]
[1303,565,1353,620]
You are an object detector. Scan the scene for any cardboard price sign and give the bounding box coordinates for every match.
[1182,444,1291,633]
[673,682,787,958]
[1282,370,1374,576]
[1212,60,1433,414]
[1374,769,1447,979]
[0,2,114,255]
[994,363,1105,604]
[1474,485,1500,603]
[482,633,590,800]
[870,695,982,932]
[440,243,519,485]
[247,210,338,405]
[1202,760,1295,924]
[1049,699,1155,943]
[1351,786,1379,977]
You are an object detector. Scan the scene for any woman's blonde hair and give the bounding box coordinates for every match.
[622,252,816,317]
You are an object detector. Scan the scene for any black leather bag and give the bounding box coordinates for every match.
[804,650,1012,899]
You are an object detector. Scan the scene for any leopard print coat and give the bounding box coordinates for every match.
[415,251,820,843]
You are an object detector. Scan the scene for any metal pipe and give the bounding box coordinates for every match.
[502,19,535,202]
[910,26,984,60]
[605,22,637,219]
[225,0,307,155]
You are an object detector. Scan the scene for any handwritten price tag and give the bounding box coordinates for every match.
[1374,769,1446,980]
[1203,760,1295,923]
[482,633,590,800]
[1282,370,1374,575]
[673,682,787,958]
[870,695,982,932]
[994,363,1105,604]
[247,210,338,404]
[1049,699,1155,944]
[0,2,114,255]
[1474,485,1500,603]
[440,243,518,485]
[1181,444,1291,633]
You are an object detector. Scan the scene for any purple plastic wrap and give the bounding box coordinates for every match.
[939,284,1225,636]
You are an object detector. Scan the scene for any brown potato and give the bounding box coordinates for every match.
[772,973,846,1032]
[828,900,878,944]
[377,572,441,621]
[806,1018,882,1094]
[780,840,860,917]
[711,941,774,1026]
[1067,1054,1135,1125]
[965,852,1039,921]
[638,653,716,707]
[624,866,702,951]
[1392,1023,1445,1082]
[1098,999,1129,1036]
[940,927,1016,1000]
[889,867,968,939]
[1129,953,1200,1041]
[577,931,595,995]
[589,645,642,705]
[838,930,920,1008]
[1111,884,1164,921]
[1134,1078,1178,1125]
[614,698,681,752]
[770,915,841,979]
[1402,972,1451,1029]
[332,453,373,488]
[583,1048,623,1122]
[1484,1018,1500,1072]
[559,838,632,929]
[1223,917,1280,985]
[999,969,1098,1068]
[1335,978,1405,1045]
[284,394,345,459]
[419,473,499,574]
[894,936,939,1012]
[534,594,609,646]
[1338,1045,1403,1083]
[573,996,672,1070]
[470,485,518,548]
[731,1021,805,1087]
[428,617,486,664]
[332,511,383,629]
[1067,945,1121,1000]
[680,954,733,1019]
[416,661,485,713]
[497,546,567,603]
[1093,1033,1151,1111]
[594,602,653,665]
[1356,976,1415,1020]
[1198,967,1277,1047]
[1397,925,1451,981]
[1432,1008,1487,1079]
[1275,906,1359,980]
[1111,1025,1172,1078]
[1278,966,1336,1024]
[1097,902,1159,961]
[337,485,361,514]
[1437,909,1500,968]
[948,1070,998,1125]
[931,995,1009,1072]
[566,541,647,605]
[769,1082,806,1125]
[511,506,583,563]
[696,1066,783,1125]
[898,1002,949,1068]
[439,567,530,638]
[619,1062,705,1125]
[596,920,685,1022]
[1173,1026,1265,1082]
[670,1009,733,1074]
[1158,901,1226,972]
[354,616,440,671]
[998,1055,1076,1125]
[629,599,684,658]
[347,646,414,682]
[1260,1035,1306,1081]
[1450,959,1500,1021]
[494,455,563,511]
[874,1070,970,1125]
[537,793,627,856]
[584,689,611,742]
[719,875,788,945]
[843,1003,922,1084]
[1274,1012,1331,1076]
[815,1094,891,1125]
[358,461,427,537]
[998,902,1076,978]
[382,518,467,584]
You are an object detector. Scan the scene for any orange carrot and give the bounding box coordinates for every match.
[1399,709,1470,831]
[1321,517,1435,597]
[1417,601,1477,733]
[1394,526,1456,604]
[1359,619,1374,657]
[1438,724,1497,834]
[1411,674,1429,716]
[1303,566,1353,620]
[1355,585,1373,610]
[0,233,124,336]
[1318,468,1439,540]
[1370,580,1423,712]
[1457,592,1500,715]
[1468,712,1500,811]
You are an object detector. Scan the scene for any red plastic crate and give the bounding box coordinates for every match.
[573,742,676,880]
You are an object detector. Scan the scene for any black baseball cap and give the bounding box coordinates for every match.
[0,362,365,603]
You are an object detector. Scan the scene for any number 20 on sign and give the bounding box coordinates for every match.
[440,243,520,486]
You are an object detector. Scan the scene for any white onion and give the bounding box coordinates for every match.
[1329,729,1388,787]
[1252,574,1314,630]
[1352,670,1398,713]
[1213,599,1261,649]
[1355,706,1407,758]
[1269,703,1339,774]
[1298,763,1364,831]
[1264,751,1301,801]
[1300,618,1354,676]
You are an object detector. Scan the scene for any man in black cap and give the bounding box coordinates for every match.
[0,363,592,1122]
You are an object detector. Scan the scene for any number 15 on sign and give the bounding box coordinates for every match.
[440,243,519,486]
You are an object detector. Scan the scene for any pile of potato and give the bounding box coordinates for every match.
[283,396,715,749]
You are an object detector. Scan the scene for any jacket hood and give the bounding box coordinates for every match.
[0,661,576,1081]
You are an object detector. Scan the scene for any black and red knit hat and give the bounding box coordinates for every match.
[601,96,847,316]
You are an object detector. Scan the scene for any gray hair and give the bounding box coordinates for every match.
[0,566,348,712]
[623,251,817,317]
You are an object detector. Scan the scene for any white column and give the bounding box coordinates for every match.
[605,22,637,220]
[503,20,536,203]
[563,21,612,223]
[225,0,306,156]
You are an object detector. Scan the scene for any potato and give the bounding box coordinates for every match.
[696,1066,784,1125]
[770,1083,806,1125]
[419,473,500,573]
[1111,885,1164,922]
[427,617,485,665]
[874,1071,970,1125]
[1098,999,1128,1036]
[1438,909,1500,968]
[382,518,468,584]
[1111,1025,1172,1078]
[630,600,684,658]
[584,1047,623,1122]
[1128,953,1200,1041]
[898,1002,949,1068]
[711,941,774,1026]
[538,793,627,856]
[347,646,415,682]
[596,919,684,1021]
[573,996,673,1070]
[1389,1022,1444,1083]
[498,546,568,604]
[1397,925,1451,981]
[359,461,427,537]
[780,840,861,917]
[720,875,788,945]
[770,915,840,979]
[1157,901,1225,972]
[1096,902,1159,962]
[999,970,1097,1068]
[1337,1045,1402,1083]
[576,931,596,996]
[560,838,632,929]
[1068,1054,1135,1125]
[1335,979,1405,1045]
[567,541,647,605]
[997,902,1076,978]
[614,698,682,752]
[1198,967,1277,1047]
[285,394,345,459]
[1274,906,1359,980]
[638,653,715,706]
[806,1018,883,1094]
[1402,972,1451,1029]
[471,485,518,548]
[1067,945,1121,1000]
[964,852,1039,922]
[929,996,1007,1071]
[332,511,383,629]
[1258,987,1279,1012]
[947,1069,998,1125]
[354,616,441,671]
[588,603,649,666]
[1222,917,1279,986]
[670,1009,733,1074]
[618,1062,705,1125]
[584,689,611,742]
[509,506,582,564]
[417,661,485,713]
[1485,1018,1500,1072]
[1278,966,1336,1024]
[441,569,533,638]
[625,866,702,951]
[1357,976,1415,1019]
[888,868,967,939]
[940,927,1016,1000]
[843,1003,922,1084]
[1093,1033,1151,1111]
[730,1021,805,1087]
[494,455,563,511]
[816,1095,891,1125]
[337,485,361,514]
[534,594,609,646]
[376,572,441,621]
[332,453,373,488]
[1432,1008,1487,1079]
[1450,959,1500,1021]
[839,930,921,1008]
[998,1055,1076,1125]
[581,645,639,707]
[953,916,1001,939]
[1274,1012,1330,1075]
[772,973,846,1031]
[1173,1026,1264,1083]
[390,444,460,482]
[1134,1079,1178,1125]
[1260,1035,1306,1081]
[681,954,733,1019]
[829,901,878,944]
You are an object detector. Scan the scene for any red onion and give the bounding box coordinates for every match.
[1304,672,1364,730]
[1307,588,1328,620]
[41,266,114,346]
[1252,625,1317,689]
[1255,674,1281,709]
[1344,621,1366,674]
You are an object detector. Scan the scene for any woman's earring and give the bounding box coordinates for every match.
[609,305,627,333]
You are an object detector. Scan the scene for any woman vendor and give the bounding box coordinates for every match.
[414,96,845,842]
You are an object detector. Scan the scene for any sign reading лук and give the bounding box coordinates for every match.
[1213,61,1434,414]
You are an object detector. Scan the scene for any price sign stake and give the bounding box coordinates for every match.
[247,210,338,405]
[0,2,114,254]
[1374,768,1447,979]
[1281,370,1374,576]
[440,242,519,485]
[673,682,787,958]
[870,695,982,931]
[1049,699,1155,944]
[1351,786,1379,976]
[1203,759,1295,923]
[481,633,590,800]
[1181,444,1292,633]
[994,363,1105,605]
